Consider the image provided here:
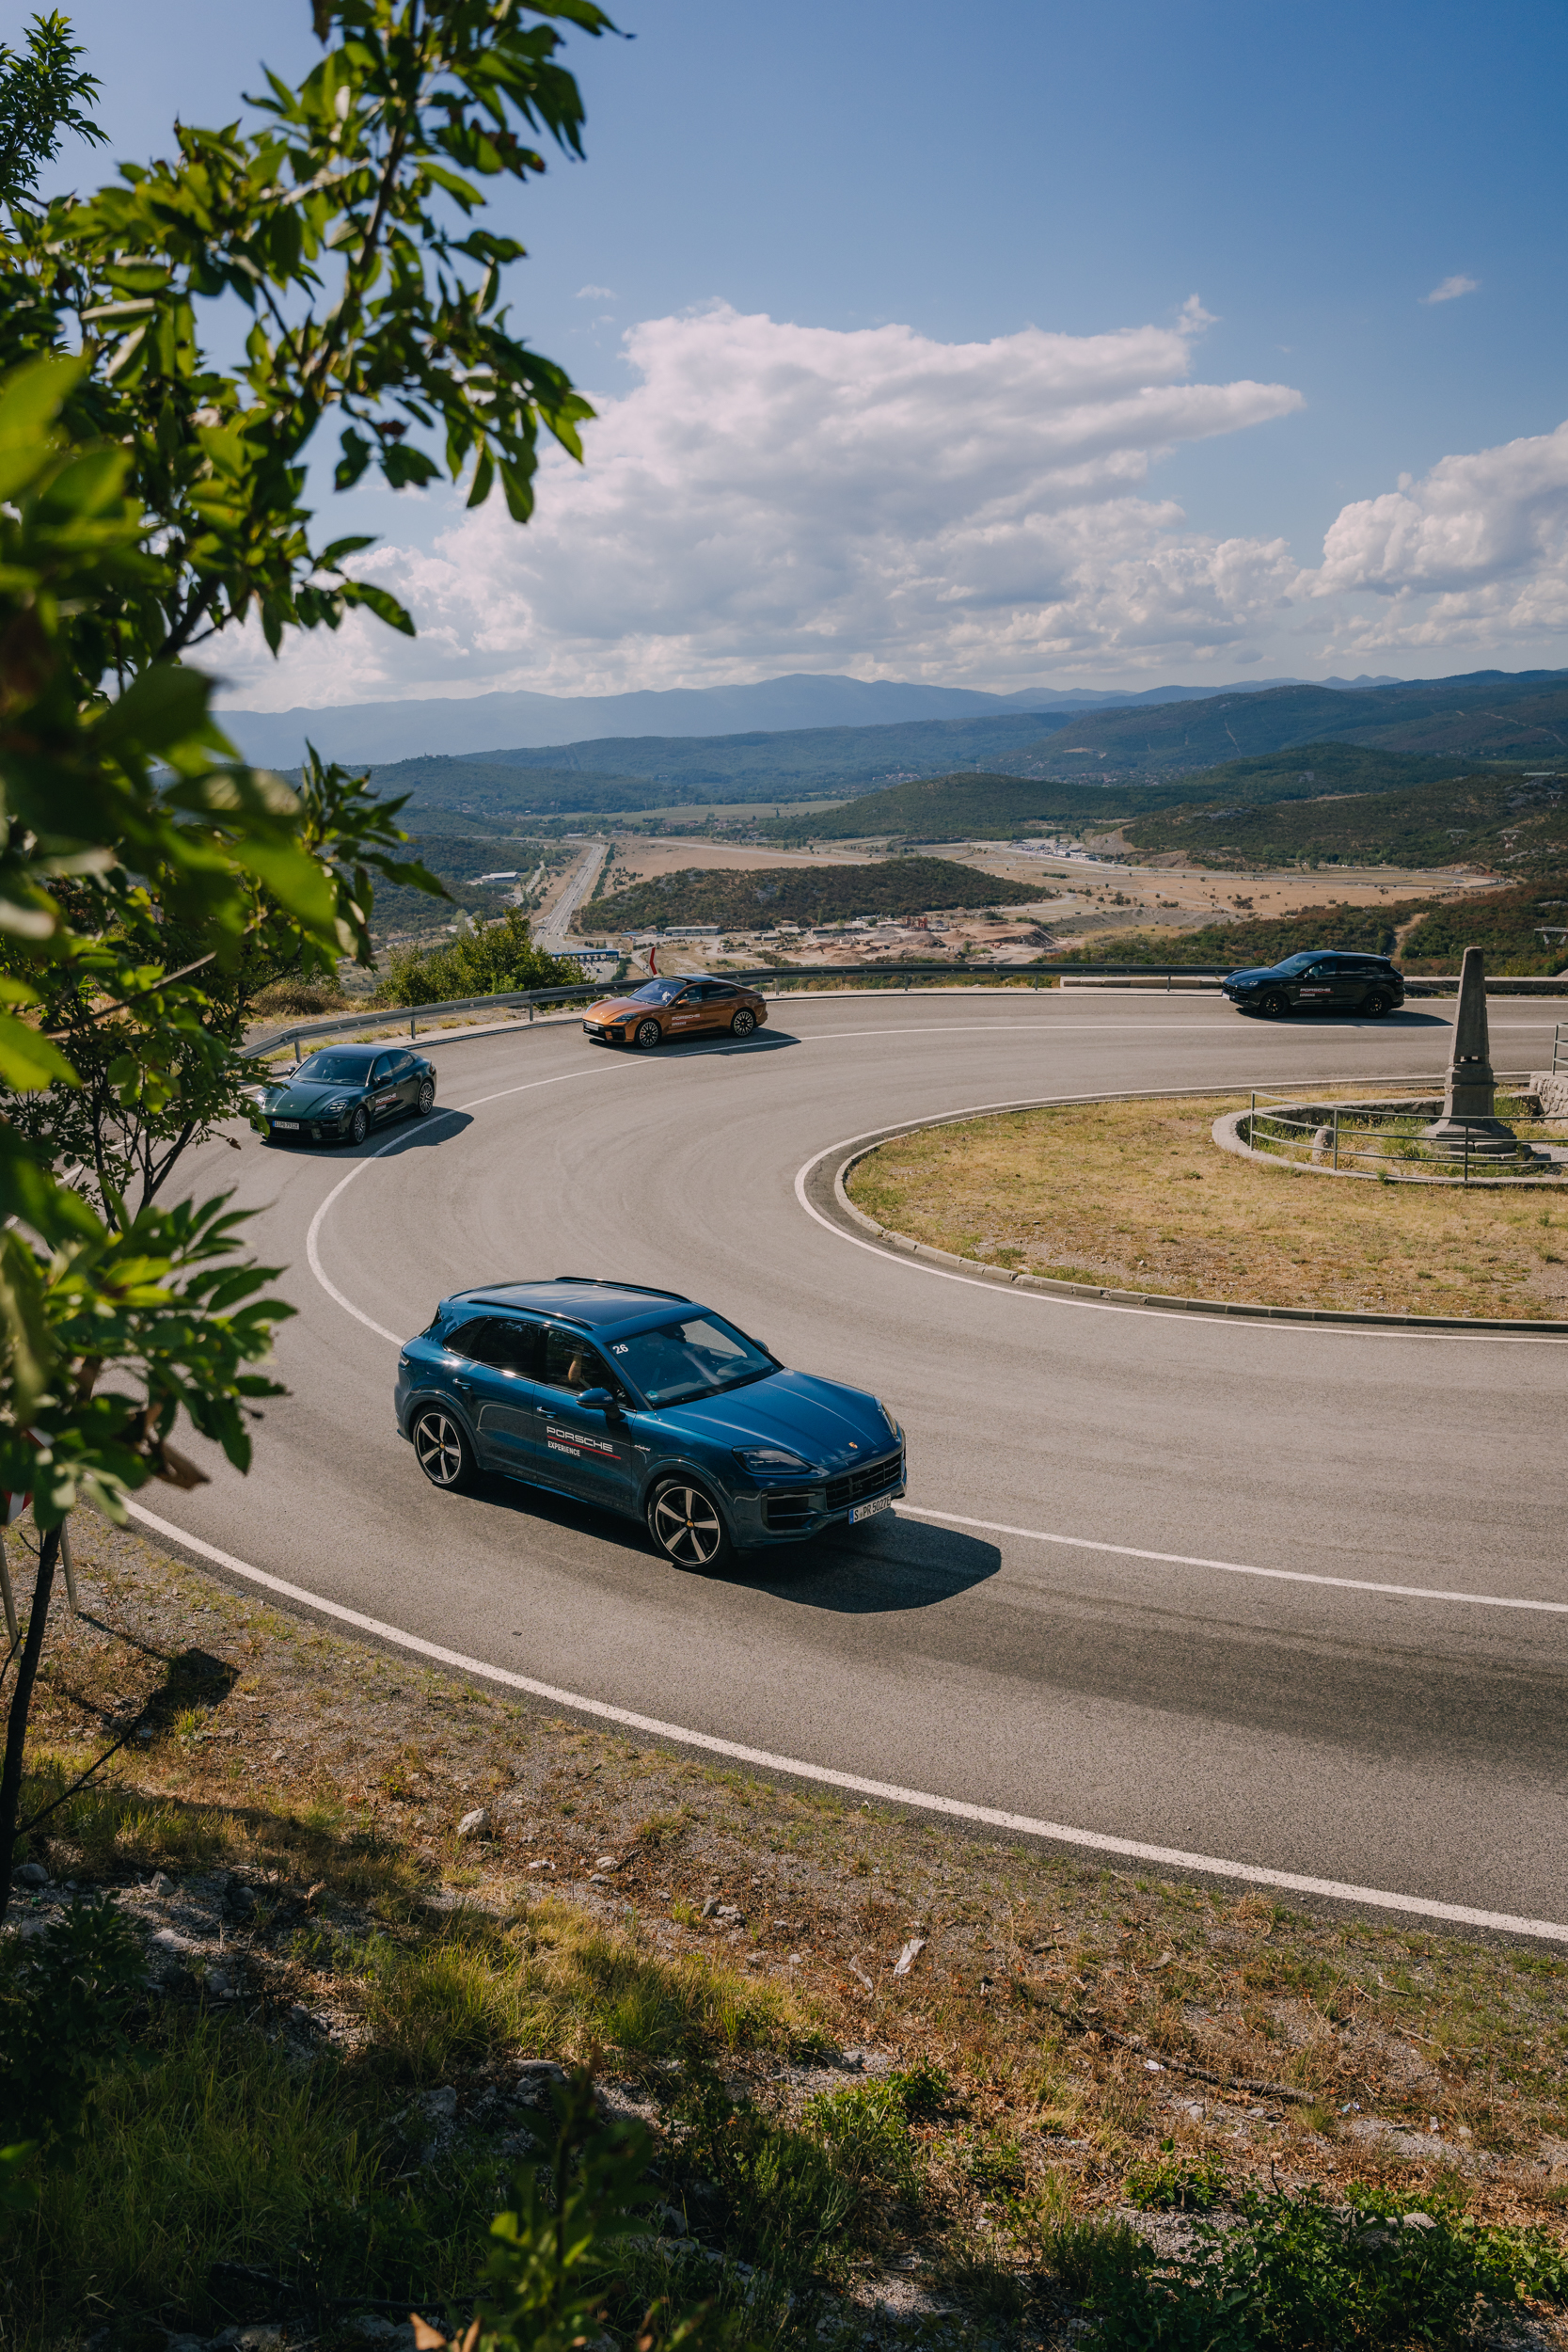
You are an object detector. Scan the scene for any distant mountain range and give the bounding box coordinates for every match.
[1022,669,1568,774]
[219,667,1401,768]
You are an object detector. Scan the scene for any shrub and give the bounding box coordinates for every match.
[1124,2144,1229,2213]
[0,1900,145,2174]
[250,976,353,1018]
[1084,2183,1568,2351]
[375,911,579,1007]
[672,2065,856,2279]
[1041,2215,1155,2301]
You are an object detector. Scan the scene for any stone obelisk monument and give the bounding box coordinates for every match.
[1422,946,1522,1160]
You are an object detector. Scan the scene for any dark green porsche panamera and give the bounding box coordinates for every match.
[245,1043,437,1147]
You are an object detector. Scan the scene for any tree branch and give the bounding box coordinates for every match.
[0,1523,59,1931]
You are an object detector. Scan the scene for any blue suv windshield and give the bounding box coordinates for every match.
[608,1312,774,1406]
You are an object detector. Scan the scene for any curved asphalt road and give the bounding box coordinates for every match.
[144,992,1568,1933]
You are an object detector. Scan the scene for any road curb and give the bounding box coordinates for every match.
[812,1094,1568,1338]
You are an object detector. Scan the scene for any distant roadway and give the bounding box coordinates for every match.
[533,836,608,951]
[142,992,1568,1940]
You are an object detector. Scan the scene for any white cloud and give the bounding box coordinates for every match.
[1304,419,1568,652]
[220,300,1304,707]
[1421,274,1480,305]
[575,282,618,300]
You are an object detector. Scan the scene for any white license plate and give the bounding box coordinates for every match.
[274,1120,300,1129]
[848,1492,895,1524]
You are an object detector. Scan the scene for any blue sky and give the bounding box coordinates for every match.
[44,0,1568,703]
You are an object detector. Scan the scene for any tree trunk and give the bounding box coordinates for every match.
[0,1523,59,1930]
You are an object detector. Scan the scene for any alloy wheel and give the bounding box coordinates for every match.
[731,1008,756,1037]
[349,1104,370,1143]
[414,1409,468,1488]
[636,1019,662,1050]
[417,1077,436,1113]
[650,1482,725,1567]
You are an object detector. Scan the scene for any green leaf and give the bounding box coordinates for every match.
[227,837,341,941]
[342,580,416,636]
[89,662,214,759]
[0,1009,78,1091]
[0,354,87,502]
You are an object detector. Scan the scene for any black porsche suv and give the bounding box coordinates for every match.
[1222,949,1404,1018]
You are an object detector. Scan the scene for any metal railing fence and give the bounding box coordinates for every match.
[1243,1082,1568,1185]
[243,961,1237,1060]
[243,961,1568,1065]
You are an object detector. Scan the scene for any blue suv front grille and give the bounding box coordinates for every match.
[824,1450,902,1512]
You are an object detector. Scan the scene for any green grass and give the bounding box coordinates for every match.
[1123,2145,1229,2213]
[15,2018,466,2338]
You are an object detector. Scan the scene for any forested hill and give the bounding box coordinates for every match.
[345,672,1563,823]
[1122,769,1568,870]
[358,711,1080,816]
[588,857,1039,932]
[1014,669,1568,777]
[754,746,1468,843]
[1058,869,1568,976]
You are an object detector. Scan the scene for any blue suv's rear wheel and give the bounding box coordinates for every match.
[647,1477,732,1570]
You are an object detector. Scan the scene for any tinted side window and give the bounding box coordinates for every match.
[390,1050,415,1076]
[452,1317,542,1375]
[370,1054,395,1084]
[541,1327,624,1398]
[448,1315,499,1363]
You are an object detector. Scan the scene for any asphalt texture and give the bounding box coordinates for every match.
[153,992,1568,1928]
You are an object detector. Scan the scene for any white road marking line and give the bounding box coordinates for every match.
[120,1495,1568,1944]
[792,1121,1568,1345]
[902,1503,1568,1614]
[304,1065,609,1344]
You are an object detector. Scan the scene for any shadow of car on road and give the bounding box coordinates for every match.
[474,1476,996,1609]
[261,1107,476,1154]
[734,1514,1000,1611]
[594,1028,801,1058]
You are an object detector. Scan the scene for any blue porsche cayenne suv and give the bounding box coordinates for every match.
[394,1278,906,1568]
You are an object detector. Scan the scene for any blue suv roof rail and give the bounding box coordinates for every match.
[550,1277,693,1301]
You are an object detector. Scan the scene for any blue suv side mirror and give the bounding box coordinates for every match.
[577,1387,614,1412]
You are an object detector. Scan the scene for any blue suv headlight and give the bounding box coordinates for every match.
[733,1445,816,1476]
[875,1399,903,1443]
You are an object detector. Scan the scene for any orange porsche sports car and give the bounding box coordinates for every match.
[582,976,768,1050]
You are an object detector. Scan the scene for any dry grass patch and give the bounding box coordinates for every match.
[848,1095,1568,1317]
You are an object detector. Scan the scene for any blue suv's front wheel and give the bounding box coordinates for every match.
[413,1406,476,1492]
[647,1477,732,1570]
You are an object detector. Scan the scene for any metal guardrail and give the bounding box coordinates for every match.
[243,961,1238,1059]
[243,960,1568,1063]
[1243,1083,1566,1186]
